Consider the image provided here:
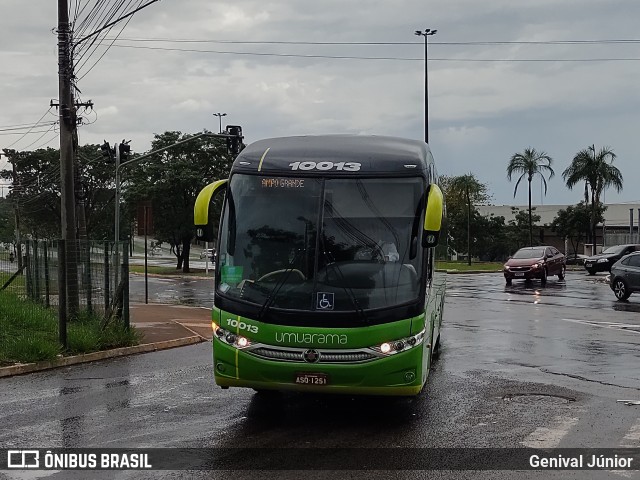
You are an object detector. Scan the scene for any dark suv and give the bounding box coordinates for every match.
[503,246,566,286]
[609,252,640,300]
[584,244,640,275]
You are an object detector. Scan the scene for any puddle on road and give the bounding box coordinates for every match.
[612,302,640,313]
[502,393,576,405]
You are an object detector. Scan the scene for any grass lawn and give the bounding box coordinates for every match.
[0,271,26,295]
[0,290,141,366]
[435,261,504,272]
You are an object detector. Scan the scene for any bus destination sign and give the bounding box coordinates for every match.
[261,178,305,189]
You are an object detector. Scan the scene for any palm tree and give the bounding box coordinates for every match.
[507,148,555,246]
[562,145,623,255]
[446,174,489,266]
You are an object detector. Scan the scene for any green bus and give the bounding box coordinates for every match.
[194,135,445,396]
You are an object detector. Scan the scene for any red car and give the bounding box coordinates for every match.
[503,246,566,286]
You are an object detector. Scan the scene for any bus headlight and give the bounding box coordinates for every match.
[212,325,252,349]
[373,329,425,356]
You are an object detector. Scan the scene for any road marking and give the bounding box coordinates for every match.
[613,418,640,477]
[561,318,640,335]
[521,416,579,448]
[620,418,640,447]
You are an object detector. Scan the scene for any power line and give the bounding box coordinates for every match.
[103,36,640,46]
[76,0,144,80]
[0,129,59,136]
[0,122,57,132]
[3,109,54,149]
[106,44,640,62]
[19,124,58,151]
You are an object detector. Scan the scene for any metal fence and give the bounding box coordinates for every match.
[605,232,640,247]
[0,240,129,364]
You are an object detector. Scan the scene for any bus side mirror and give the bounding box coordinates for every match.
[422,183,443,248]
[194,179,228,241]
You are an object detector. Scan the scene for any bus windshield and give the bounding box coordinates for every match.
[217,174,425,316]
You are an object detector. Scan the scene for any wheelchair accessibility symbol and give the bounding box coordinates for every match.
[316,292,334,310]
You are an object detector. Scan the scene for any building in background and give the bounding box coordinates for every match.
[478,203,640,255]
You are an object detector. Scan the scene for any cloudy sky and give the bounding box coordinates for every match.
[1,0,639,206]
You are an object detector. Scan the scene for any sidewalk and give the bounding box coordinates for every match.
[130,302,213,343]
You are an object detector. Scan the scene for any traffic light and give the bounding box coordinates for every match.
[100,141,114,161]
[225,125,243,155]
[119,140,131,162]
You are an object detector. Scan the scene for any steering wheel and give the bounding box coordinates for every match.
[354,246,385,263]
[257,269,306,282]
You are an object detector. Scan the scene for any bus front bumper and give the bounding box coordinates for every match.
[213,341,427,396]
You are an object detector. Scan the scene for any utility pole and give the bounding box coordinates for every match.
[58,0,79,316]
[51,99,94,243]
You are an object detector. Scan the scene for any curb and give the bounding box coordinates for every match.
[0,336,206,379]
[130,271,213,279]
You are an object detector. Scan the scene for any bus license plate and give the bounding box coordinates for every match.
[294,373,329,386]
[515,272,524,277]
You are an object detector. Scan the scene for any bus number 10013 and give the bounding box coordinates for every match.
[289,161,361,172]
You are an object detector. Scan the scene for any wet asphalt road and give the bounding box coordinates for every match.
[2,271,640,479]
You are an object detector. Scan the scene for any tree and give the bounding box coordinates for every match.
[507,207,541,251]
[0,145,120,240]
[550,202,605,255]
[441,174,491,265]
[0,148,60,239]
[125,131,233,273]
[473,213,509,261]
[0,197,16,246]
[507,147,554,246]
[562,145,623,254]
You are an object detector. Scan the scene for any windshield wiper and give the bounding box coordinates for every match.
[257,239,306,321]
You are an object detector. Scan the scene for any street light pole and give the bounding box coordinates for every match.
[415,28,437,144]
[213,112,227,134]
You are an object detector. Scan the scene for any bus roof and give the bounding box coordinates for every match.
[231,135,433,175]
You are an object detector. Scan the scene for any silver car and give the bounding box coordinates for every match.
[609,252,640,300]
